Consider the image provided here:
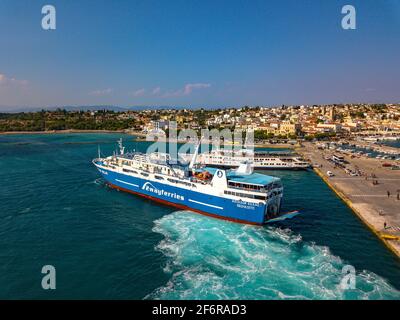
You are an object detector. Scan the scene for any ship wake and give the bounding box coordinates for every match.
[147,211,400,300]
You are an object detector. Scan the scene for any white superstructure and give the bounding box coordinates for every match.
[179,149,310,170]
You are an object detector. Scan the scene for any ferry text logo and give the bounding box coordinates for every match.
[142,182,185,201]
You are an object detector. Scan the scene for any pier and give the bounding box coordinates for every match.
[298,142,400,258]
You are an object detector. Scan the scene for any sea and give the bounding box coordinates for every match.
[0,133,399,299]
[382,139,400,149]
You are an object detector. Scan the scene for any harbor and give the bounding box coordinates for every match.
[298,142,400,257]
[2,0,400,303]
[1,132,400,299]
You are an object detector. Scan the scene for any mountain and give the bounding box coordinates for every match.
[0,105,195,113]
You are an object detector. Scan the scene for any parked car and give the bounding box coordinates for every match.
[327,171,335,177]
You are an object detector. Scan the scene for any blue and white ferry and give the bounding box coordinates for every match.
[93,140,298,225]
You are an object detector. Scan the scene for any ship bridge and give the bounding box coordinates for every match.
[227,172,278,185]
[227,172,282,192]
[196,166,282,192]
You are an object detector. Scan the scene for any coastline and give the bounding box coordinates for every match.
[298,143,400,259]
[2,131,399,257]
[5,129,399,259]
[0,130,298,149]
[0,129,126,135]
[313,167,400,259]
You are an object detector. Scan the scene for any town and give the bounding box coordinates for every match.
[1,103,399,143]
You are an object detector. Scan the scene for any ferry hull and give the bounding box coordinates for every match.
[95,166,274,225]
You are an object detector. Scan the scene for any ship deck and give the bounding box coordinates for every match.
[198,166,278,186]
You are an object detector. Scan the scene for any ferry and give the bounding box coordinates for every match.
[93,140,299,225]
[179,148,310,170]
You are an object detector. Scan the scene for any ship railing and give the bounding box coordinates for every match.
[227,184,269,193]
[191,177,210,185]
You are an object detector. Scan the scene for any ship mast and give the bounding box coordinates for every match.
[189,138,202,170]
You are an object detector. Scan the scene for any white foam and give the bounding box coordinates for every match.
[148,211,400,300]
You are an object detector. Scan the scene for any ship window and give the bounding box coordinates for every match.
[155,175,164,180]
[177,180,191,186]
[255,195,267,200]
[122,168,137,174]
[123,168,138,174]
[141,172,149,177]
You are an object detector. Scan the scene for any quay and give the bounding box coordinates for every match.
[298,142,400,258]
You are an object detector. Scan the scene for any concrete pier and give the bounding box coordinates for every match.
[298,142,400,258]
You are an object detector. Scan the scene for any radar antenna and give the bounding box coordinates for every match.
[118,138,125,155]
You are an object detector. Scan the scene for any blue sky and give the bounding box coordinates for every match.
[0,0,399,109]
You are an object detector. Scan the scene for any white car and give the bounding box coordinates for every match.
[327,171,335,177]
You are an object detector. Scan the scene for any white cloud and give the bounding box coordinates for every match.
[130,88,146,97]
[152,87,161,95]
[163,83,211,97]
[0,73,28,86]
[183,83,211,95]
[89,88,113,96]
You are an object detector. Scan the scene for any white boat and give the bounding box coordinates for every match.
[179,148,310,170]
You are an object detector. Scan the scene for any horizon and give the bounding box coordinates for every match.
[1,0,400,109]
[1,101,398,114]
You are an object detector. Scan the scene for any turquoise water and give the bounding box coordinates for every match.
[0,133,399,299]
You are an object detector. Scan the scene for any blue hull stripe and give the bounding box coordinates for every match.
[188,199,223,210]
[115,179,139,188]
[96,166,268,224]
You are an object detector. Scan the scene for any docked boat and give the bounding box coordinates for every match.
[179,148,310,170]
[93,140,298,225]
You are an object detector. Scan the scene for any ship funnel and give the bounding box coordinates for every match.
[235,161,253,175]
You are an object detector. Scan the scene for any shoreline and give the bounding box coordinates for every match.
[0,129,125,135]
[0,130,298,149]
[313,167,400,259]
[2,130,399,257]
[298,143,400,259]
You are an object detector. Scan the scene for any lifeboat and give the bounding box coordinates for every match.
[195,170,212,180]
